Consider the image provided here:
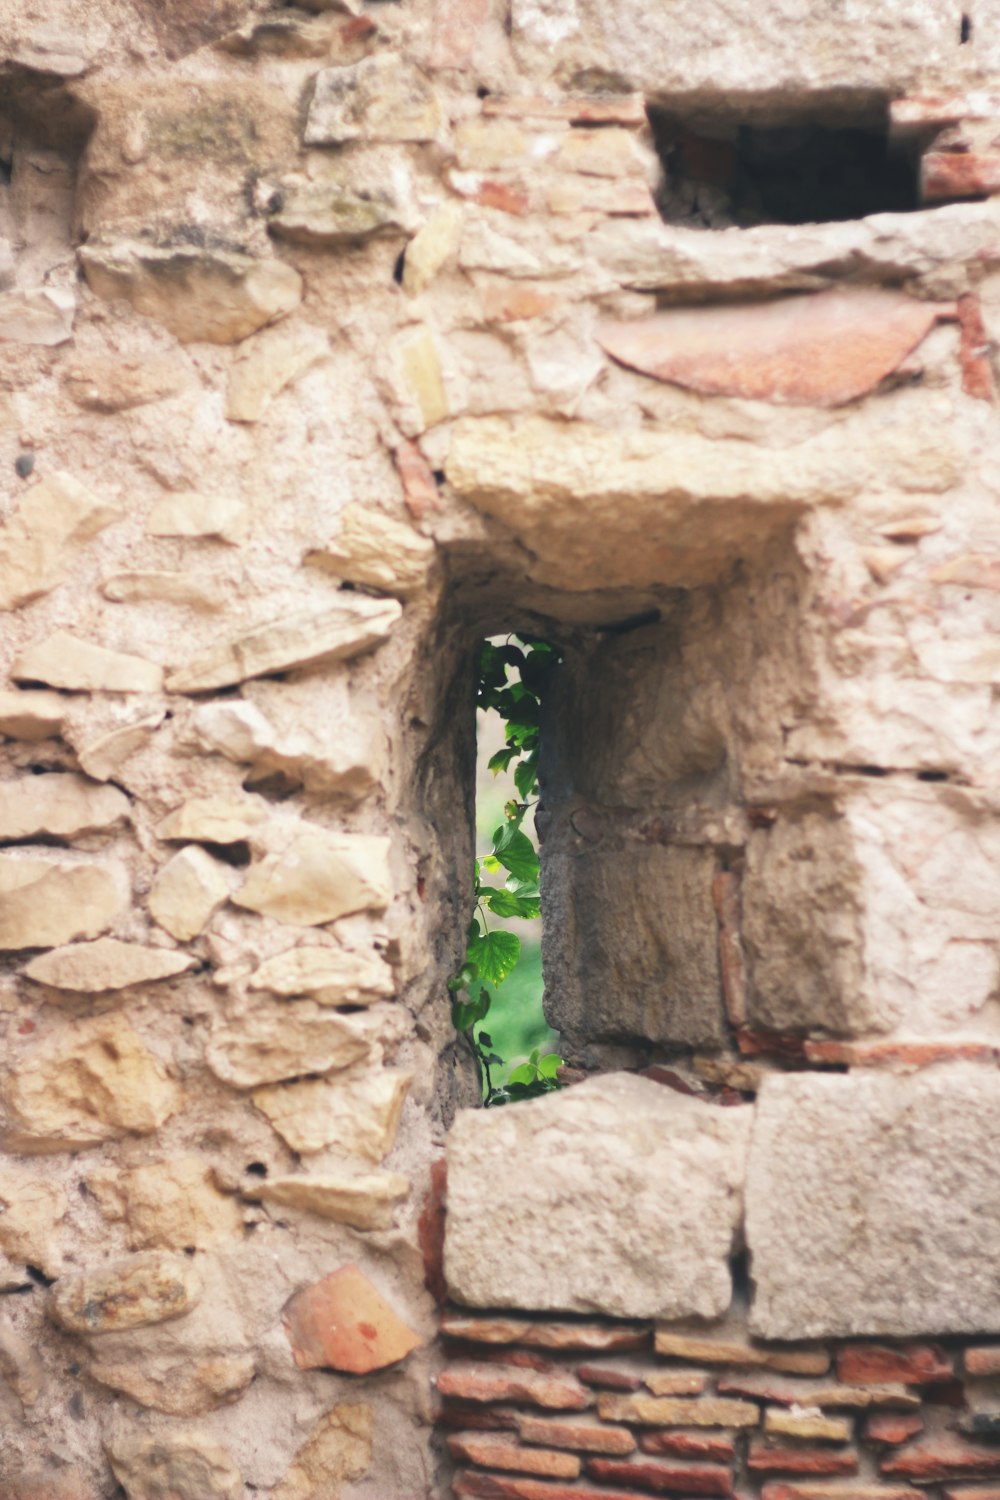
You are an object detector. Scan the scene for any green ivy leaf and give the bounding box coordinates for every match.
[467,928,521,986]
[492,826,538,884]
[507,1061,537,1087]
[537,1052,563,1078]
[451,989,490,1031]
[481,887,540,919]
[514,749,538,800]
[488,746,518,776]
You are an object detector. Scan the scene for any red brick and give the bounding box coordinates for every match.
[516,1413,636,1455]
[763,1486,923,1500]
[453,1472,665,1499]
[943,1489,1000,1500]
[717,1375,919,1410]
[865,1415,925,1446]
[882,1439,1000,1482]
[804,1039,999,1068]
[419,1156,448,1304]
[438,1361,592,1411]
[712,869,747,1028]
[475,180,531,216]
[748,1447,859,1477]
[578,1362,645,1391]
[922,152,1000,202]
[965,1347,1000,1377]
[836,1344,953,1386]
[394,439,438,520]
[737,1029,807,1059]
[440,1312,649,1354]
[483,94,647,126]
[639,1433,737,1463]
[461,1347,558,1373]
[957,293,997,403]
[587,1456,734,1494]
[282,1264,421,1374]
[438,1402,519,1432]
[448,1432,582,1478]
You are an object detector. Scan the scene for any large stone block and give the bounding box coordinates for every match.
[746,1067,1000,1339]
[445,1073,752,1319]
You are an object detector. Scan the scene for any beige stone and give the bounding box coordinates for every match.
[445,1073,752,1319]
[88,1351,255,1416]
[248,942,395,1006]
[101,571,224,609]
[156,796,269,844]
[597,1393,760,1428]
[206,1001,373,1088]
[268,178,414,246]
[304,54,442,144]
[654,1330,830,1375]
[249,1168,410,1229]
[0,689,67,741]
[252,1065,412,1157]
[0,1320,44,1404]
[22,938,193,992]
[391,326,450,430]
[0,285,75,345]
[556,126,650,177]
[89,1156,243,1249]
[764,1408,854,1442]
[12,631,164,693]
[49,1251,201,1333]
[107,1433,242,1500]
[62,350,191,412]
[76,712,165,781]
[165,595,401,692]
[146,490,247,543]
[3,1013,182,1152]
[0,855,129,950]
[234,826,392,925]
[271,1403,373,1500]
[0,774,128,841]
[0,1171,67,1280]
[403,202,463,295]
[305,503,436,597]
[225,323,328,422]
[149,846,234,940]
[79,242,303,344]
[0,470,122,610]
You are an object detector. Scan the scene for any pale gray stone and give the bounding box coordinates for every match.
[747,1066,1000,1340]
[445,1073,752,1319]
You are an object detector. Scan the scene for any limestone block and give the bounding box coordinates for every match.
[88,1349,255,1415]
[49,1251,201,1333]
[248,942,395,1006]
[304,54,442,144]
[249,1168,410,1229]
[145,490,247,543]
[747,1067,1000,1339]
[0,774,128,841]
[79,242,303,344]
[89,1156,244,1250]
[306,503,436,598]
[205,1001,373,1088]
[0,470,122,610]
[403,202,463,295]
[544,843,725,1051]
[149,847,234,940]
[0,1170,67,1280]
[268,179,414,245]
[0,855,129,949]
[283,1265,421,1372]
[23,938,193,992]
[0,285,75,345]
[445,1073,752,1319]
[156,796,269,844]
[233,826,392,925]
[75,712,165,781]
[107,1434,242,1500]
[102,571,223,609]
[0,689,67,741]
[387,325,451,432]
[252,1064,412,1157]
[3,1013,181,1152]
[225,323,328,422]
[271,1403,373,1500]
[62,350,191,412]
[165,595,401,693]
[12,631,164,693]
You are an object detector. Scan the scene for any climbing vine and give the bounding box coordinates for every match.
[449,637,564,1105]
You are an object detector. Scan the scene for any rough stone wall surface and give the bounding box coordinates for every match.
[1,0,1000,1496]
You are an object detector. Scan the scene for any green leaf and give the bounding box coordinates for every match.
[447,961,478,992]
[467,928,521,986]
[451,990,490,1031]
[537,1052,563,1078]
[481,887,540,919]
[492,827,538,884]
[514,749,538,800]
[488,746,517,776]
[482,855,502,874]
[507,1062,536,1087]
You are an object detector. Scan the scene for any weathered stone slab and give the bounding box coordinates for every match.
[268,178,414,246]
[597,1393,759,1428]
[747,1068,1000,1339]
[439,1361,593,1411]
[225,323,328,422]
[156,796,268,844]
[271,1404,372,1500]
[304,54,442,144]
[79,242,303,344]
[89,1155,244,1250]
[516,1414,637,1455]
[12,631,164,693]
[165,596,400,692]
[283,1264,421,1372]
[0,689,67,741]
[0,1170,67,1280]
[252,1065,412,1157]
[306,503,436,597]
[102,571,223,609]
[445,1074,752,1319]
[449,1432,581,1479]
[107,1434,242,1500]
[655,1330,829,1375]
[0,286,75,345]
[718,1375,919,1410]
[146,490,246,543]
[0,855,129,949]
[248,1168,410,1229]
[0,471,121,610]
[440,1311,649,1352]
[49,1251,200,1332]
[765,1411,852,1443]
[205,1001,372,1087]
[234,827,392,924]
[148,846,234,940]
[23,939,193,992]
[247,942,395,1005]
[0,774,128,842]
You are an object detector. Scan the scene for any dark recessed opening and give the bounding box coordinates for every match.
[647,109,921,227]
[960,12,972,42]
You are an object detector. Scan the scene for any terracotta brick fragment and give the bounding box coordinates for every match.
[645,1369,710,1396]
[283,1265,422,1375]
[836,1345,952,1386]
[882,1439,1000,1482]
[656,1330,829,1376]
[922,152,1000,202]
[737,1029,807,1059]
[394,440,438,520]
[438,1402,520,1432]
[966,1348,1000,1377]
[943,1488,1000,1500]
[865,1415,925,1446]
[578,1362,645,1391]
[475,180,531,215]
[438,1362,593,1411]
[765,1410,853,1443]
[516,1413,636,1455]
[481,286,560,323]
[748,1445,860,1477]
[763,1485,923,1500]
[587,1456,735,1494]
[453,1474,665,1499]
[597,1394,759,1428]
[447,1432,582,1478]
[466,1347,557,1373]
[718,1376,919,1411]
[803,1040,999,1068]
[639,1432,736,1462]
[483,94,647,126]
[956,293,998,403]
[440,1312,648,1353]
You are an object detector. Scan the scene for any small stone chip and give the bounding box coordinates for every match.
[49,1251,201,1333]
[597,1394,759,1429]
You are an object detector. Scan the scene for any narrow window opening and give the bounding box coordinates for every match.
[960,12,972,42]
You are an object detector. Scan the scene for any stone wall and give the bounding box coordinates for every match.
[1,0,1000,1496]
